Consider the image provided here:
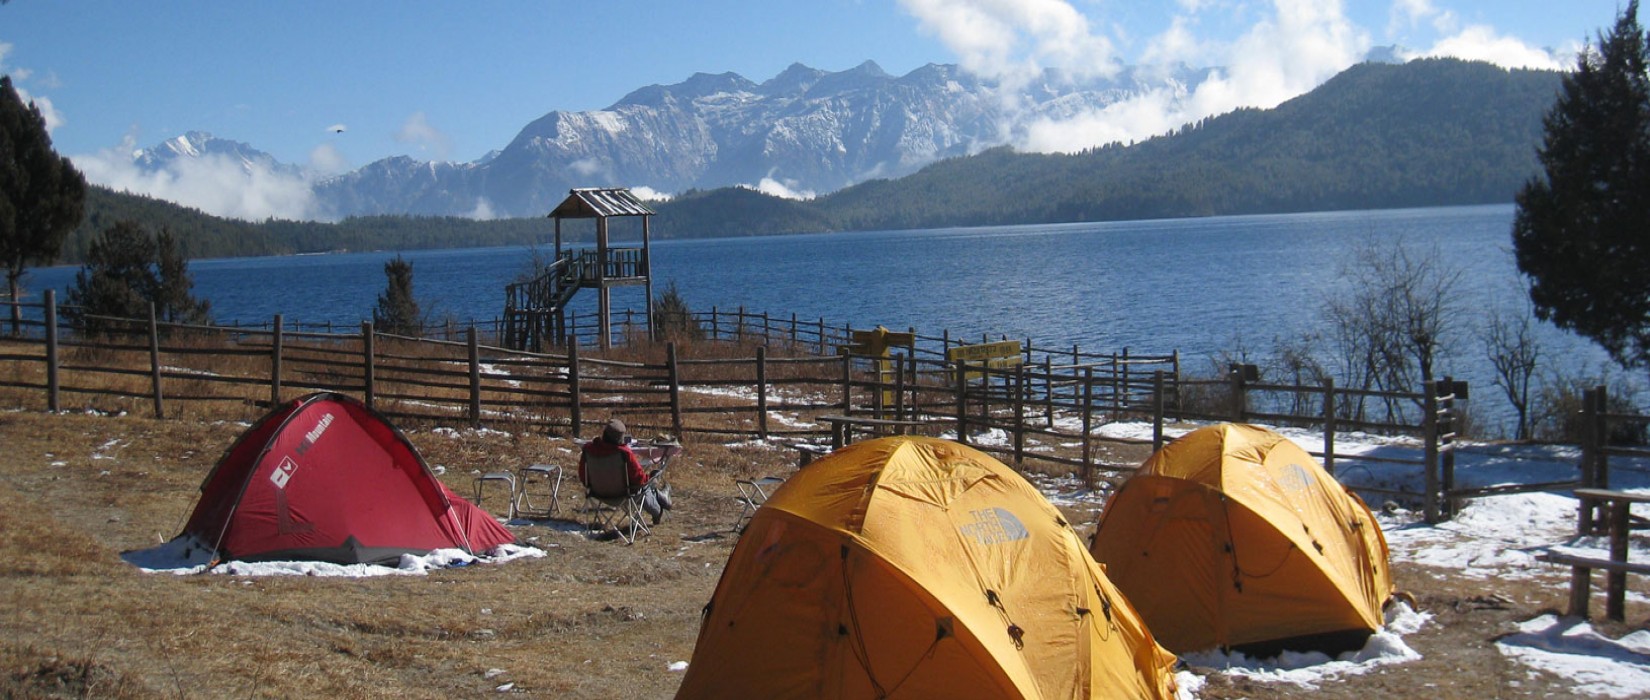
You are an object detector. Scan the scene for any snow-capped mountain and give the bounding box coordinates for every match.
[132,131,304,179]
[131,62,1215,220]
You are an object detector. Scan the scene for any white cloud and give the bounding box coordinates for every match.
[1021,0,1370,153]
[630,186,671,202]
[465,198,496,221]
[569,157,607,178]
[72,132,320,222]
[393,111,452,160]
[899,0,1121,89]
[752,175,815,201]
[1387,0,1456,39]
[1399,25,1568,71]
[307,143,349,176]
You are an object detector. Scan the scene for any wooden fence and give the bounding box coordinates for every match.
[1575,385,1650,532]
[2,293,1509,521]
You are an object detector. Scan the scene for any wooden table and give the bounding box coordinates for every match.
[817,415,934,449]
[1546,488,1650,620]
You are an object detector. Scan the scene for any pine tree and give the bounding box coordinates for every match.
[154,229,212,325]
[66,220,160,335]
[64,220,212,335]
[1,75,88,334]
[373,255,422,336]
[653,281,702,342]
[1513,1,1650,368]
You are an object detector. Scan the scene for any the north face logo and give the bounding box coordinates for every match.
[959,507,1030,545]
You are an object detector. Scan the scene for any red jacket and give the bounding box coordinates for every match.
[579,439,647,492]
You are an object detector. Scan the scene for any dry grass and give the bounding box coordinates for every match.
[0,378,1641,697]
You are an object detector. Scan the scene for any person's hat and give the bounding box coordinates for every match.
[602,418,627,444]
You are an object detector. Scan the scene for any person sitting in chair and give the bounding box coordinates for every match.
[579,418,672,524]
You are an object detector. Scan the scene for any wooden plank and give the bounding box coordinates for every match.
[1575,488,1650,505]
[1539,551,1650,575]
[946,340,1021,362]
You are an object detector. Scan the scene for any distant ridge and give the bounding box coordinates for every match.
[653,58,1562,235]
[71,58,1562,262]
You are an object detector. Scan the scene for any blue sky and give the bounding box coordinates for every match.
[0,0,1632,219]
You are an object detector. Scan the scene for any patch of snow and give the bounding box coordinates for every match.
[121,541,544,577]
[1497,615,1650,698]
[1181,604,1425,689]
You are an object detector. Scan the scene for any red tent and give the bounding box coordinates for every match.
[174,392,516,565]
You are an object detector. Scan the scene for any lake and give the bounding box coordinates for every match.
[18,204,1618,431]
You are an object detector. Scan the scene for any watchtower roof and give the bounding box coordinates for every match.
[548,188,656,219]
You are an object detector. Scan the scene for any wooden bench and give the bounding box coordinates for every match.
[817,415,935,449]
[1543,488,1650,620]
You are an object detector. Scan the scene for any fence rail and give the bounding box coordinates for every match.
[0,294,1559,522]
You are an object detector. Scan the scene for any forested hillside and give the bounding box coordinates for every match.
[811,59,1560,231]
[64,58,1561,263]
[65,188,549,264]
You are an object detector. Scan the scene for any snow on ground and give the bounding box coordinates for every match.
[119,417,1650,697]
[1497,615,1650,698]
[1180,603,1428,688]
[121,538,546,577]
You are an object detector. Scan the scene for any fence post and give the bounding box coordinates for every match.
[271,314,284,408]
[1152,371,1166,452]
[710,306,718,342]
[44,289,59,412]
[1013,364,1026,467]
[756,345,769,439]
[1322,377,1337,476]
[894,354,907,422]
[818,317,827,355]
[1579,386,1598,533]
[361,321,376,409]
[1171,350,1182,421]
[1109,352,1120,422]
[1595,384,1611,491]
[1441,377,1459,518]
[1228,363,1254,423]
[567,342,583,436]
[668,342,683,439]
[1042,355,1054,428]
[1081,366,1095,489]
[468,327,482,428]
[954,362,969,445]
[841,353,854,414]
[1121,347,1132,416]
[1423,379,1440,524]
[148,303,164,419]
[737,305,746,342]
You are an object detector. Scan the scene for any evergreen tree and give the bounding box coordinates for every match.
[1513,2,1650,369]
[653,281,702,342]
[1,75,87,334]
[64,220,212,335]
[373,255,422,336]
[154,229,212,325]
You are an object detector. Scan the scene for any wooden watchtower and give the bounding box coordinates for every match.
[503,188,656,351]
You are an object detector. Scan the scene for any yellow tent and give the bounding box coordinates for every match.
[677,436,1178,699]
[1089,423,1395,657]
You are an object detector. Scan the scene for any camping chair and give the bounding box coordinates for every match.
[514,463,563,518]
[732,476,785,533]
[472,470,517,520]
[580,450,652,544]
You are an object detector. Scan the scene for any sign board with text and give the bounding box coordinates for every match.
[947,340,1023,380]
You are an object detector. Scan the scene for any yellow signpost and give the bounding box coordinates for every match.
[947,340,1023,380]
[839,326,915,406]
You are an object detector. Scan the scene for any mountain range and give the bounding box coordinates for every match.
[128,60,1218,220]
[72,57,1565,263]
